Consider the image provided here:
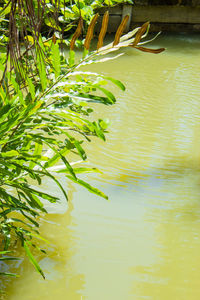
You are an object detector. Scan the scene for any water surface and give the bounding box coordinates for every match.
[5,33,200,300]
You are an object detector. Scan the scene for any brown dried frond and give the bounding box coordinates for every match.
[131,22,149,47]
[70,17,83,50]
[113,15,129,47]
[84,13,99,50]
[97,11,109,50]
[52,34,56,45]
[133,46,165,54]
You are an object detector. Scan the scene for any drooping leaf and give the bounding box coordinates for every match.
[23,241,45,279]
[103,76,125,91]
[67,175,108,199]
[92,121,106,141]
[94,85,116,104]
[44,146,70,169]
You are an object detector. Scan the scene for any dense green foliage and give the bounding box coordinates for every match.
[0,0,164,281]
[0,0,132,44]
[0,39,124,279]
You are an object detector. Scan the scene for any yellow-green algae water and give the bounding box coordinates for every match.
[3,33,200,299]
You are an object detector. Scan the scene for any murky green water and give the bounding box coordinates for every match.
[4,33,200,299]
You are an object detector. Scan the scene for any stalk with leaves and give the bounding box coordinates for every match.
[0,0,164,280]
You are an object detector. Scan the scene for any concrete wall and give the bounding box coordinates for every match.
[97,4,200,32]
[134,0,200,5]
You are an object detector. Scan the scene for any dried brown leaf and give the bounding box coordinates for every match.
[132,22,149,47]
[113,15,129,47]
[52,34,56,45]
[97,11,109,50]
[70,17,83,50]
[84,13,99,50]
[133,46,165,54]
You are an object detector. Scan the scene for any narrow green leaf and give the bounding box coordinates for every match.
[73,140,87,160]
[6,217,39,228]
[52,41,61,78]
[103,76,125,91]
[0,257,19,261]
[44,147,70,168]
[44,144,76,179]
[36,38,47,91]
[24,241,45,279]
[0,272,18,277]
[61,155,77,179]
[29,141,43,169]
[10,77,24,104]
[44,17,61,31]
[68,93,112,105]
[0,104,12,123]
[18,185,59,203]
[0,251,12,255]
[93,86,116,104]
[21,213,39,228]
[57,167,101,174]
[67,175,108,199]
[0,150,19,157]
[93,121,106,141]
[69,50,75,67]
[26,77,36,100]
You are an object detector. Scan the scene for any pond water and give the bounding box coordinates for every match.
[4,33,200,299]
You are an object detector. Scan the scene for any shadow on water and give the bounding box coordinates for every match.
[4,184,86,300]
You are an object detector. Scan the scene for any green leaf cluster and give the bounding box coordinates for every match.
[0,0,162,282]
[0,28,125,280]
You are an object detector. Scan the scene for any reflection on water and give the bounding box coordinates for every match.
[4,33,200,299]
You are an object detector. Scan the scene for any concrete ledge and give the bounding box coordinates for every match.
[97,5,200,32]
[132,22,200,32]
[132,6,200,24]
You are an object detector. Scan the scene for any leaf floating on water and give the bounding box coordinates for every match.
[134,46,165,54]
[97,11,109,50]
[84,13,99,50]
[113,15,129,46]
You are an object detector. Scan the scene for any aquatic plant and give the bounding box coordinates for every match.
[0,0,164,279]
